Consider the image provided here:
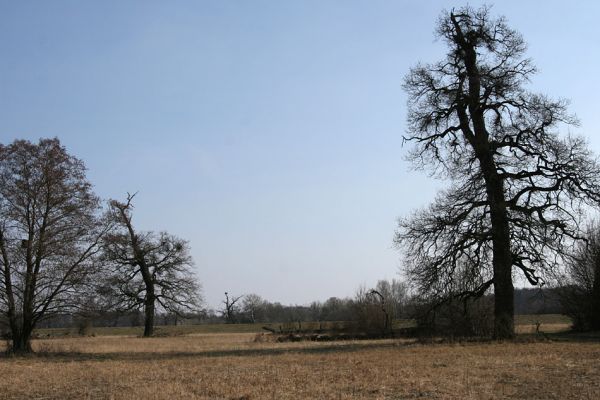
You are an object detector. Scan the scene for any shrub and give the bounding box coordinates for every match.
[413,296,494,338]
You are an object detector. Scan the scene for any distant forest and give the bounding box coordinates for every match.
[36,287,564,330]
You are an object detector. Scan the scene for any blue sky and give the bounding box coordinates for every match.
[1,1,599,308]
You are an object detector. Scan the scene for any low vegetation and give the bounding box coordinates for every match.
[32,319,416,340]
[0,318,598,399]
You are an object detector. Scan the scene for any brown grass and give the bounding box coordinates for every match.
[34,315,565,338]
[33,319,418,338]
[0,331,599,399]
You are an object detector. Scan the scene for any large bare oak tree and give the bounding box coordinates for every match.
[101,194,201,337]
[0,138,106,353]
[396,6,600,338]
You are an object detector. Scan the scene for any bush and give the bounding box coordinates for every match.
[559,285,599,331]
[558,224,600,331]
[352,288,392,336]
[413,296,494,337]
[76,319,93,336]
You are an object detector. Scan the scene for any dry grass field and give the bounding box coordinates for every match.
[0,317,598,399]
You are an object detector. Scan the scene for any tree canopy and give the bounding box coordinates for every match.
[0,138,106,352]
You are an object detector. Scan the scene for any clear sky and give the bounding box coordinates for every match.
[1,1,599,308]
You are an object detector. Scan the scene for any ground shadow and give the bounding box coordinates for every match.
[1,339,412,363]
[4,331,599,363]
[545,330,600,342]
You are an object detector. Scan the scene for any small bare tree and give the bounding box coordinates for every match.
[102,194,201,337]
[221,292,243,324]
[353,286,392,336]
[374,279,409,319]
[0,139,106,353]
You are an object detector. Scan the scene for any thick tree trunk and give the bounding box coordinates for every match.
[478,151,515,339]
[143,293,155,337]
[11,331,33,354]
[492,249,515,339]
[465,136,516,338]
[9,321,33,354]
[591,255,600,330]
[10,280,37,353]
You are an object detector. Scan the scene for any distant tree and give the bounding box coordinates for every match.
[241,293,265,323]
[513,287,563,315]
[559,223,600,331]
[0,138,106,353]
[320,297,354,321]
[353,286,390,335]
[396,6,600,338]
[374,279,409,319]
[221,292,243,323]
[101,194,201,337]
[262,301,286,323]
[308,301,324,323]
[351,281,408,336]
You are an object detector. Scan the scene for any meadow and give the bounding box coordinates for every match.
[0,316,598,399]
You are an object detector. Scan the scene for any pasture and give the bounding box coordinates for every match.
[0,316,598,399]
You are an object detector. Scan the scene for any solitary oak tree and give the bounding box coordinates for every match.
[0,139,105,353]
[102,194,201,337]
[396,6,600,338]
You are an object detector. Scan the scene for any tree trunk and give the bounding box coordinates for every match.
[465,134,515,338]
[479,151,515,339]
[9,322,33,354]
[11,332,33,354]
[143,293,155,337]
[492,252,515,339]
[591,254,600,330]
[9,284,36,353]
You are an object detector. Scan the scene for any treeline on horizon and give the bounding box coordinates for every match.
[36,285,564,331]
